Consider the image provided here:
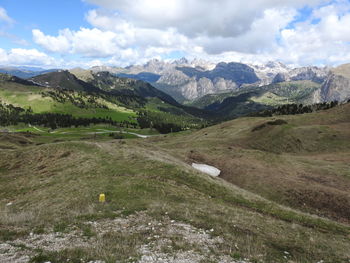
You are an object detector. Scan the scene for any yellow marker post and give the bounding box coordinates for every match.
[99,193,105,203]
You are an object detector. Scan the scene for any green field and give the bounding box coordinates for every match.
[0,84,137,123]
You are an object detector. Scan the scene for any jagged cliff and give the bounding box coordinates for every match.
[319,64,350,102]
[90,59,350,103]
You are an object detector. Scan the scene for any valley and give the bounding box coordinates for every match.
[1,61,350,263]
[1,99,349,262]
[2,0,350,262]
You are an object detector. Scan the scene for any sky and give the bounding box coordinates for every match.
[1,0,350,68]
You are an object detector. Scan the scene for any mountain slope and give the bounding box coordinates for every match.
[0,73,137,124]
[72,70,179,106]
[0,105,349,262]
[152,102,350,224]
[29,70,101,93]
[190,80,321,119]
[319,63,350,102]
[70,69,216,120]
[96,60,257,101]
[1,72,210,133]
[177,62,259,85]
[93,59,329,102]
[0,72,41,86]
[0,67,58,79]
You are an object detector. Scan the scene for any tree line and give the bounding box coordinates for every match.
[0,100,207,133]
[250,101,340,117]
[41,89,108,109]
[41,87,147,110]
[137,110,208,133]
[0,101,137,130]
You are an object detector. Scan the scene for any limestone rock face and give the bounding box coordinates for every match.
[321,74,350,102]
[271,67,329,84]
[91,59,333,102]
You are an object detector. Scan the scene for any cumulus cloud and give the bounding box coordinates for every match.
[33,12,191,61]
[33,28,123,57]
[32,29,71,53]
[194,8,296,54]
[0,48,58,67]
[86,10,189,48]
[84,0,323,38]
[278,1,350,65]
[28,0,350,67]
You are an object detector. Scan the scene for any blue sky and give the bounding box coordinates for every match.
[1,0,89,46]
[1,0,350,68]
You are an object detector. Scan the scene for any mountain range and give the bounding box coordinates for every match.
[1,59,350,120]
[0,70,212,134]
[0,66,58,79]
[90,59,334,102]
[89,59,349,106]
[1,60,350,262]
[90,60,350,119]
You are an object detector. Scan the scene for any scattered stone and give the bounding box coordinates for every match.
[1,211,249,263]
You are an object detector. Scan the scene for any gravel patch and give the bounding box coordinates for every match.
[0,212,248,263]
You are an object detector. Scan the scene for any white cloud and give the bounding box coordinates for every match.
[33,27,132,57]
[86,10,190,48]
[71,28,121,57]
[0,48,58,67]
[278,2,350,65]
[84,0,323,38]
[33,13,191,62]
[27,0,350,67]
[81,0,341,66]
[0,7,14,24]
[194,8,296,54]
[33,29,71,53]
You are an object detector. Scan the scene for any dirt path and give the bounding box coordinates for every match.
[28,124,45,132]
[92,129,151,138]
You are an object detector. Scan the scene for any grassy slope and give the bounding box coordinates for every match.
[0,82,136,123]
[152,103,350,224]
[0,106,350,262]
[190,81,321,111]
[71,70,213,121]
[251,80,320,106]
[332,63,350,78]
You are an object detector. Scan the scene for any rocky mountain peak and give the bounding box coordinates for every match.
[90,59,346,102]
[172,57,189,65]
[265,61,288,69]
[320,63,350,102]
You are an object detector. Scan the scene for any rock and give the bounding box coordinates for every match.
[320,73,350,102]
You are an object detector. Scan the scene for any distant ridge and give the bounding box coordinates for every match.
[91,58,331,102]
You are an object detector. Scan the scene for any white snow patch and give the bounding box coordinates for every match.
[191,163,221,177]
